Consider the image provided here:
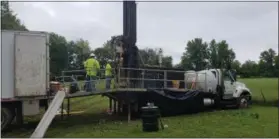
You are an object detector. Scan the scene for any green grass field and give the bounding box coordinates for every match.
[238,78,278,103]
[1,78,278,138]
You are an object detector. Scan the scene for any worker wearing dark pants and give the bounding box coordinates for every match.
[85,75,97,91]
[105,62,112,89]
[84,53,100,92]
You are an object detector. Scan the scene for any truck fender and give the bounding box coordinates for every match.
[233,88,252,99]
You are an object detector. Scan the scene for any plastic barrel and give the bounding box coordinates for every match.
[141,106,160,132]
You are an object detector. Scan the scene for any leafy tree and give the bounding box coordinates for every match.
[1,1,27,30]
[173,63,183,69]
[94,41,114,68]
[93,35,121,68]
[181,38,209,70]
[240,60,258,78]
[67,40,80,70]
[73,39,92,69]
[231,60,241,74]
[162,56,173,68]
[258,48,276,77]
[208,39,218,68]
[95,35,173,68]
[274,55,279,77]
[50,37,92,75]
[139,48,173,68]
[216,40,235,69]
[49,33,68,75]
[139,48,159,66]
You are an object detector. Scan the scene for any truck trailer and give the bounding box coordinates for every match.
[1,30,50,131]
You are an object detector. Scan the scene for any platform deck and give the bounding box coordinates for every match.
[66,88,148,98]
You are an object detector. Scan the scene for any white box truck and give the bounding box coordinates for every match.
[1,30,50,131]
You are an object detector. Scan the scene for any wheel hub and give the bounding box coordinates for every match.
[240,98,248,108]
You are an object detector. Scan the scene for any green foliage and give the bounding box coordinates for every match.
[274,55,279,77]
[139,48,173,68]
[1,1,27,31]
[208,39,218,68]
[258,49,277,77]
[93,36,118,68]
[162,56,173,68]
[179,37,277,78]
[207,40,236,69]
[231,60,241,73]
[49,34,92,75]
[216,40,236,69]
[93,35,173,68]
[49,33,68,75]
[181,38,236,71]
[181,38,209,70]
[240,60,258,78]
[71,39,92,70]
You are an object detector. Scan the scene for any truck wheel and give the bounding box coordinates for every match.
[1,107,15,131]
[237,95,249,109]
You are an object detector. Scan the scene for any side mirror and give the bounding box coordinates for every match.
[233,70,237,81]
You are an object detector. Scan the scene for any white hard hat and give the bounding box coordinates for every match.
[90,53,95,57]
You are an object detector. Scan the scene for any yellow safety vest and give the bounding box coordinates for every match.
[84,58,100,76]
[105,63,112,76]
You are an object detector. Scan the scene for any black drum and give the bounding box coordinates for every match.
[141,105,160,132]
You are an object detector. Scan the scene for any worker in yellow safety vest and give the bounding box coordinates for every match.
[84,53,100,92]
[105,60,113,89]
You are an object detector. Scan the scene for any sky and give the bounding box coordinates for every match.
[10,1,278,64]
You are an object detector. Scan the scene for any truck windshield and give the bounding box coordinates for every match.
[224,70,235,82]
[224,71,231,81]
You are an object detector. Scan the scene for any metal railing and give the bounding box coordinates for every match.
[57,67,209,93]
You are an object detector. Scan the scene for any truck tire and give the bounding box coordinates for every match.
[237,95,249,109]
[1,107,15,131]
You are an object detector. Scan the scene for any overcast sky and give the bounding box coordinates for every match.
[10,2,278,64]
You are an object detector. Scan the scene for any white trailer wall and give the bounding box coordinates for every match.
[1,30,49,98]
[2,31,15,98]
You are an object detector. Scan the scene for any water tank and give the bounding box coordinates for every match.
[184,70,217,92]
[196,70,217,92]
[184,70,196,89]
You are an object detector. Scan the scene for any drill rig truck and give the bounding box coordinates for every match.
[1,0,252,133]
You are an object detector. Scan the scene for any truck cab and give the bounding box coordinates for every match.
[222,69,252,108]
[185,68,252,108]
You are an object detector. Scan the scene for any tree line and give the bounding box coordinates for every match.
[2,1,278,78]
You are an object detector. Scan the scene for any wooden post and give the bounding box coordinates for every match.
[113,100,117,114]
[128,103,131,123]
[141,70,145,88]
[61,101,64,120]
[109,98,112,111]
[44,100,49,111]
[16,102,23,125]
[164,70,167,88]
[260,89,266,103]
[67,98,70,117]
[117,101,121,114]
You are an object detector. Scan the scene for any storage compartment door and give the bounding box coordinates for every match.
[15,33,47,97]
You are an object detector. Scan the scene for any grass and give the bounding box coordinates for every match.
[1,78,278,138]
[238,78,278,104]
